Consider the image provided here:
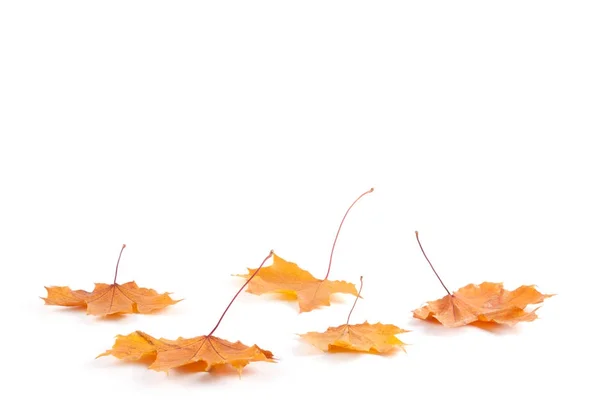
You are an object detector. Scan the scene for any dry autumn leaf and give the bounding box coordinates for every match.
[98,250,276,377]
[42,244,180,316]
[300,276,408,354]
[237,252,358,313]
[235,188,374,312]
[412,231,554,327]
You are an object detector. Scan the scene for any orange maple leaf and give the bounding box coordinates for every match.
[412,231,554,327]
[235,188,374,312]
[299,277,408,354]
[98,251,276,377]
[236,252,358,313]
[42,244,180,316]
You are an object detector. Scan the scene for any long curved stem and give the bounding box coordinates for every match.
[346,276,364,325]
[324,188,374,281]
[415,231,451,296]
[113,244,127,285]
[208,250,274,336]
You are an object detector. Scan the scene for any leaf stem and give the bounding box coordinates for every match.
[346,276,363,325]
[324,188,374,281]
[207,250,274,337]
[113,244,127,285]
[415,231,451,296]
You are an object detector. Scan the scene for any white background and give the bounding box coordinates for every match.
[1,1,598,399]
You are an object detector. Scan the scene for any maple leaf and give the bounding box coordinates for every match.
[236,252,358,313]
[97,331,274,375]
[299,276,408,354]
[235,188,375,312]
[98,251,276,377]
[42,244,180,316]
[412,231,554,327]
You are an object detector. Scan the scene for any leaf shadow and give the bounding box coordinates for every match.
[115,358,264,382]
[408,317,522,336]
[97,313,129,322]
[292,337,401,360]
[204,364,256,382]
[328,345,405,358]
[94,354,156,369]
[307,348,368,366]
[406,318,466,337]
[44,305,134,322]
[177,363,262,384]
[469,321,522,335]
[322,351,363,364]
[172,361,209,374]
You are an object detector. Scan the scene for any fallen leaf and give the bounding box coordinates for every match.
[42,244,180,316]
[413,281,552,327]
[412,231,554,327]
[99,250,277,377]
[300,277,408,354]
[236,252,358,313]
[97,331,274,375]
[235,188,375,312]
